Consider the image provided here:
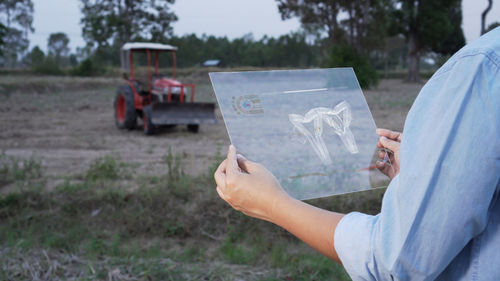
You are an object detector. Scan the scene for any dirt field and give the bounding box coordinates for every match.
[0,72,423,280]
[0,75,223,193]
[0,74,421,191]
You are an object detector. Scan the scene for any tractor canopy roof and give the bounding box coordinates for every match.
[120,42,178,72]
[121,42,178,51]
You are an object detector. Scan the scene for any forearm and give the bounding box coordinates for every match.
[214,146,345,263]
[270,195,345,263]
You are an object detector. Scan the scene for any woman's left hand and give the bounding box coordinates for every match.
[376,128,402,179]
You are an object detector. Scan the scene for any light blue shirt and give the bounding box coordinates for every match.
[334,27,500,281]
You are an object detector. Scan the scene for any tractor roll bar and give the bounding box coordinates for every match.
[120,42,178,80]
[147,50,152,95]
[124,49,177,80]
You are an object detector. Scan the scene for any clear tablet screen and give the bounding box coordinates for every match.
[210,68,379,200]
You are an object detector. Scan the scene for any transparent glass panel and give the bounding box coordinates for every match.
[210,68,379,200]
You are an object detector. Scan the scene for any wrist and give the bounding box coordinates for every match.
[268,191,298,225]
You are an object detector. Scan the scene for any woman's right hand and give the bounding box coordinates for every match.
[376,128,402,179]
[214,145,291,223]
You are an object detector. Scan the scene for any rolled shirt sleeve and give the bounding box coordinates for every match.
[335,49,500,280]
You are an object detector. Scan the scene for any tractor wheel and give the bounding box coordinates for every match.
[187,124,199,133]
[143,105,156,135]
[114,85,137,130]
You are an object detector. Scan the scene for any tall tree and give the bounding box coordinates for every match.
[47,32,70,64]
[0,22,6,56]
[80,0,177,52]
[80,0,114,51]
[485,22,500,33]
[0,0,34,66]
[1,27,28,66]
[29,45,44,66]
[481,0,493,35]
[276,0,395,54]
[276,0,345,44]
[341,0,395,53]
[392,0,465,82]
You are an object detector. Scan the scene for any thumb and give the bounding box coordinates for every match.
[380,136,399,152]
[226,145,239,176]
[237,154,258,173]
[376,128,401,141]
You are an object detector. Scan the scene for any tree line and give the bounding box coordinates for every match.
[1,0,500,86]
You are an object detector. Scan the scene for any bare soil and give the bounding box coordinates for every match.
[0,74,423,193]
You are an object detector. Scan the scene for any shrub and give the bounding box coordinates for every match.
[86,155,121,181]
[325,44,379,89]
[71,58,99,76]
[33,56,64,75]
[0,153,43,183]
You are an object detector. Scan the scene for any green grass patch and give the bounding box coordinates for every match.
[220,238,259,265]
[0,152,43,188]
[86,154,128,181]
[0,148,386,280]
[55,179,88,192]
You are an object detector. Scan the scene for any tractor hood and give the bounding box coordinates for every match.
[153,78,182,90]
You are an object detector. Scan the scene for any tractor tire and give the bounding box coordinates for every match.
[143,105,156,135]
[114,85,137,130]
[187,124,199,133]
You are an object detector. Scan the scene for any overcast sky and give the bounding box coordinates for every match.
[29,0,500,53]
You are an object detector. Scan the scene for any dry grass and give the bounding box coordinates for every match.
[0,247,284,281]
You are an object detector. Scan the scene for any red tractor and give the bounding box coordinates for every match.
[114,42,217,135]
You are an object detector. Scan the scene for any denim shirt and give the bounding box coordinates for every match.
[334,27,500,281]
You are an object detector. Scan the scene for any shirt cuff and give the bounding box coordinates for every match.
[335,211,378,280]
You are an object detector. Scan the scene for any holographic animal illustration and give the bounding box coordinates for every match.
[289,101,358,165]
